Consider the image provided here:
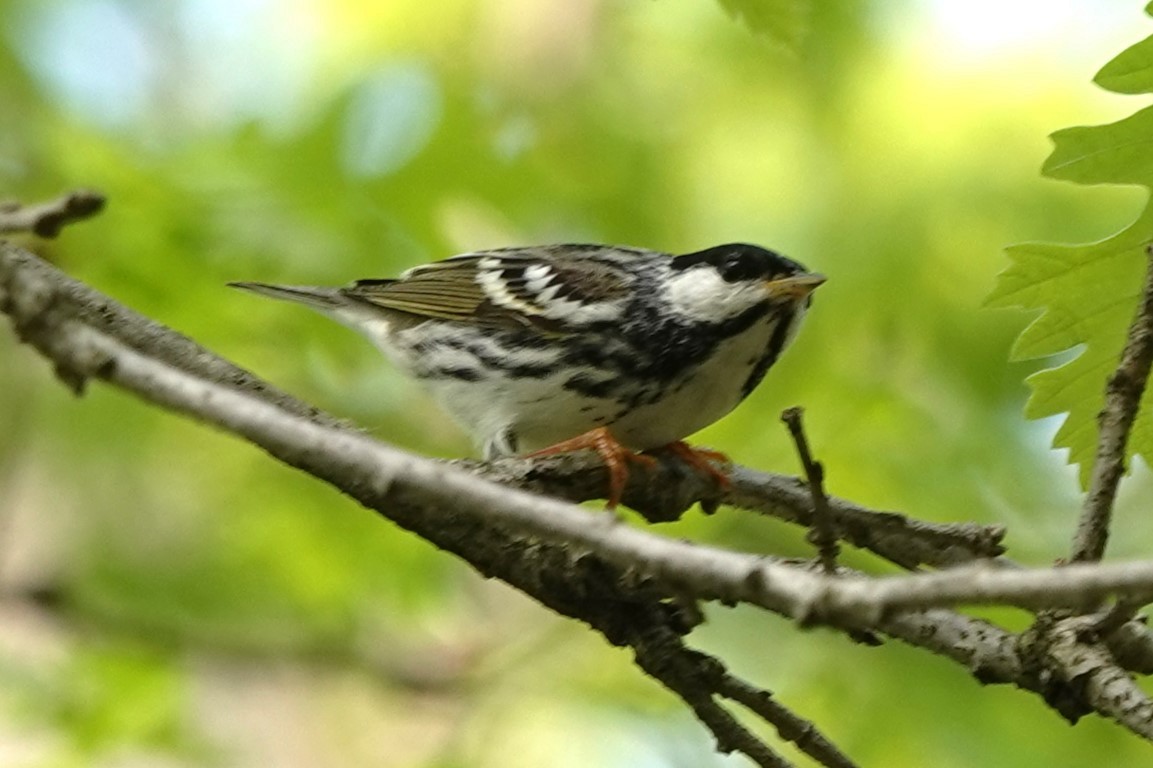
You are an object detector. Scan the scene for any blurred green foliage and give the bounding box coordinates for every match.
[1,0,1152,766]
[716,0,810,49]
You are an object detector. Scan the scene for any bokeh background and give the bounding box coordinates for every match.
[2,0,1152,765]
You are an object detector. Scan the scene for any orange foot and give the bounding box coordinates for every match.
[656,441,732,492]
[526,426,656,510]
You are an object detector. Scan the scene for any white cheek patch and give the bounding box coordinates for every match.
[662,267,766,323]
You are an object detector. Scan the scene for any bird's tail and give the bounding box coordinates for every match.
[228,281,346,310]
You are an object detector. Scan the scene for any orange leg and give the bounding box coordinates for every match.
[526,427,656,510]
[655,441,732,491]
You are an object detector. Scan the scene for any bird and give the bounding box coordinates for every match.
[230,242,824,508]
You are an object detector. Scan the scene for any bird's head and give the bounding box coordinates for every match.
[662,243,825,324]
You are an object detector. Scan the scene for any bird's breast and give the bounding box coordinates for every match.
[606,312,783,449]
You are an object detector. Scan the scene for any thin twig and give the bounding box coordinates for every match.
[632,630,797,768]
[781,407,839,574]
[1070,244,1153,563]
[714,674,859,768]
[724,466,1007,568]
[0,190,105,238]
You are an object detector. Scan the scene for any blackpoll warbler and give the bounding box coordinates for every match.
[231,243,824,508]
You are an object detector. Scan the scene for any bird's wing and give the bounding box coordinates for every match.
[343,245,644,329]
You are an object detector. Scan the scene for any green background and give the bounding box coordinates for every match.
[1,0,1151,765]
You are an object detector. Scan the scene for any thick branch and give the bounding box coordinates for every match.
[1016,612,1153,735]
[0,242,340,422]
[1070,245,1153,563]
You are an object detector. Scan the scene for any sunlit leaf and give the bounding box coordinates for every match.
[1094,34,1153,94]
[989,12,1153,485]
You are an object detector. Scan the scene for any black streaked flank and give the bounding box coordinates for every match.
[740,306,802,398]
[411,335,556,379]
[427,366,486,382]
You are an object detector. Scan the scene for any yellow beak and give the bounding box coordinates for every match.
[764,273,826,300]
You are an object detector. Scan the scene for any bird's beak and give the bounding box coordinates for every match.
[763,273,826,300]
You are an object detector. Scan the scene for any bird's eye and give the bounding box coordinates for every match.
[719,251,760,282]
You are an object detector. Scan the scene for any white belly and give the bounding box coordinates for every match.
[606,314,778,448]
[369,313,779,456]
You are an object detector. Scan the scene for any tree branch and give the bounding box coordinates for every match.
[0,190,106,238]
[1070,244,1153,563]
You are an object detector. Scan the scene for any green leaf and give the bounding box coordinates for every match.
[989,20,1153,486]
[715,0,809,49]
[1094,35,1153,94]
[1043,106,1153,186]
